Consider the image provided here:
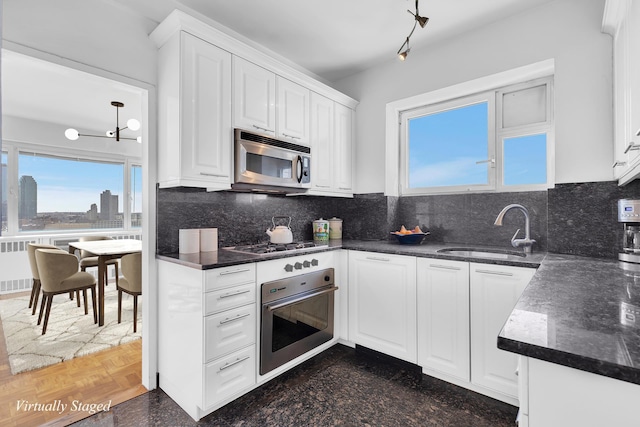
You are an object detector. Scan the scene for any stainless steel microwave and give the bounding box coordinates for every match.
[232,129,311,193]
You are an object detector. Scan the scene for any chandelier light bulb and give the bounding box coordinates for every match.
[137,136,142,144]
[65,128,79,141]
[127,118,141,131]
[106,130,115,137]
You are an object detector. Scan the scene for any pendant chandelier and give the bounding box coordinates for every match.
[397,0,429,61]
[65,101,141,143]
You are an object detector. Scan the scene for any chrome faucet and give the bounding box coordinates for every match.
[494,204,536,253]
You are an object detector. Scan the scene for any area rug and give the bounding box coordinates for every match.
[0,285,141,375]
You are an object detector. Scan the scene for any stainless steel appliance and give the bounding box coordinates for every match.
[233,129,311,193]
[260,268,337,374]
[619,199,640,267]
[224,241,327,257]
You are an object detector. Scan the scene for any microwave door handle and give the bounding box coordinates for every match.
[296,155,303,183]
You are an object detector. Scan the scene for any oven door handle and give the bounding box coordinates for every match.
[265,286,339,312]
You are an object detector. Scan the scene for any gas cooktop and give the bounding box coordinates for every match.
[223,241,328,256]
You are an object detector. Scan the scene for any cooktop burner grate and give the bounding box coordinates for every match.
[223,241,326,256]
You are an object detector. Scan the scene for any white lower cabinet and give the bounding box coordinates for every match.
[348,250,417,363]
[470,262,535,400]
[417,258,470,382]
[158,261,257,421]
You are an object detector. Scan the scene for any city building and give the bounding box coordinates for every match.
[100,190,118,220]
[18,175,37,219]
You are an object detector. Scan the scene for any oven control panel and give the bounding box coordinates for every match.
[256,250,335,284]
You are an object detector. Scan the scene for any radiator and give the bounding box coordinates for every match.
[0,238,38,294]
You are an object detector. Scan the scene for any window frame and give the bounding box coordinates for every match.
[384,59,556,197]
[400,91,496,195]
[398,77,553,196]
[1,140,142,236]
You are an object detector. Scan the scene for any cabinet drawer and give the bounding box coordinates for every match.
[204,345,256,409]
[205,305,256,362]
[205,282,256,315]
[205,264,255,292]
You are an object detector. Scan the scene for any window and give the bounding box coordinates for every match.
[18,152,125,232]
[0,145,142,235]
[130,164,142,228]
[1,151,7,233]
[399,77,553,195]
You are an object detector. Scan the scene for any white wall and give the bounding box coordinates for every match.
[2,0,158,85]
[333,0,613,193]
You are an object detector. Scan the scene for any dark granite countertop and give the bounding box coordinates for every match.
[156,239,545,269]
[498,253,640,385]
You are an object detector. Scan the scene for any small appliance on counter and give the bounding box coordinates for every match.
[313,218,329,243]
[329,217,343,240]
[618,199,640,270]
[266,216,294,244]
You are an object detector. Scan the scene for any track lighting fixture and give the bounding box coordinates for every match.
[65,101,141,143]
[397,0,429,61]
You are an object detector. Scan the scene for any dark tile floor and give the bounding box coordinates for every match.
[72,344,518,426]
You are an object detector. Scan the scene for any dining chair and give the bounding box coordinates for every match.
[77,236,120,290]
[26,243,80,315]
[35,248,97,335]
[117,252,142,333]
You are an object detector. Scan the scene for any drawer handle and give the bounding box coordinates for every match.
[338,187,351,190]
[199,172,228,177]
[219,268,251,276]
[219,355,250,371]
[219,312,250,325]
[366,256,390,262]
[281,133,301,140]
[475,269,514,276]
[429,264,461,271]
[219,289,251,299]
[252,124,275,133]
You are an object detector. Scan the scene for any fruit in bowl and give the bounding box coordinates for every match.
[391,226,429,244]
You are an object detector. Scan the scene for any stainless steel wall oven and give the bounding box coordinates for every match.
[260,268,337,375]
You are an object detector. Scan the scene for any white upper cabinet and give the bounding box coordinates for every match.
[151,10,358,192]
[604,0,640,184]
[233,57,276,136]
[276,77,310,144]
[156,31,232,189]
[308,96,355,197]
[310,92,334,190]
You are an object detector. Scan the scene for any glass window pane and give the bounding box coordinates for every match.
[131,165,142,228]
[503,134,547,185]
[1,152,7,233]
[502,84,546,128]
[18,153,124,232]
[408,102,489,188]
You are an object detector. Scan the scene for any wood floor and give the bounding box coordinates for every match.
[0,291,147,427]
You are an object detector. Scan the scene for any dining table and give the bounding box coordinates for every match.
[68,238,142,326]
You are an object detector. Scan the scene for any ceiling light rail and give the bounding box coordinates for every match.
[397,0,429,61]
[65,101,141,143]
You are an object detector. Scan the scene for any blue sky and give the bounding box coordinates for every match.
[16,154,141,213]
[408,102,546,188]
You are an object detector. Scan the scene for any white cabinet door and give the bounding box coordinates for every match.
[334,103,354,192]
[157,31,232,189]
[181,33,232,184]
[233,56,276,135]
[277,77,310,143]
[470,263,535,398]
[417,258,470,382]
[612,14,630,179]
[628,0,640,160]
[348,251,417,363]
[204,345,256,409]
[310,92,334,190]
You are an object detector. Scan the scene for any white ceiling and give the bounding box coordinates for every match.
[1,0,557,132]
[115,0,558,82]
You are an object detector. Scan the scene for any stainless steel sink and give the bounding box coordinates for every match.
[436,247,526,259]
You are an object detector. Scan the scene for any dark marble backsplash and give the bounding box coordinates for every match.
[157,180,640,259]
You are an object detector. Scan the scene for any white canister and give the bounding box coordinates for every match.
[313,218,329,243]
[329,217,343,240]
[179,229,200,253]
[200,228,218,252]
